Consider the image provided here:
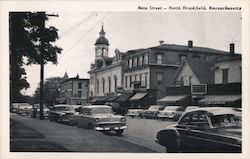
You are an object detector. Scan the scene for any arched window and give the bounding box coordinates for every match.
[108,77,111,93]
[96,80,100,94]
[114,75,117,91]
[102,78,105,93]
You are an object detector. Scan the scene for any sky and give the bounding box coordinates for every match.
[21,11,242,96]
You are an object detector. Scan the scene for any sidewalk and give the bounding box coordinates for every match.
[10,114,156,153]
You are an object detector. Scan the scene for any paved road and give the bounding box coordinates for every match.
[120,117,176,152]
[10,114,155,153]
[10,114,176,152]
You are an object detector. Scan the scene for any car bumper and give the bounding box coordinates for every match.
[93,123,126,131]
[158,114,174,118]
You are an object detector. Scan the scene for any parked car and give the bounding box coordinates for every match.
[10,103,20,113]
[48,104,81,124]
[157,106,185,121]
[16,103,32,115]
[143,105,165,119]
[27,104,49,118]
[172,106,200,121]
[74,105,126,136]
[127,109,144,118]
[155,107,241,153]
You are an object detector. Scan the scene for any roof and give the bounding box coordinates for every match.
[172,58,215,84]
[150,44,230,54]
[61,77,89,84]
[215,56,241,63]
[95,36,109,45]
[185,107,240,116]
[83,105,112,109]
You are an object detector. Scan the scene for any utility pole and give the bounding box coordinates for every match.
[38,12,58,120]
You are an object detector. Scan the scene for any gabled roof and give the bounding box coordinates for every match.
[150,44,230,54]
[172,58,215,85]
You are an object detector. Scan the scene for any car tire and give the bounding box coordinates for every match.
[115,130,124,136]
[161,118,165,121]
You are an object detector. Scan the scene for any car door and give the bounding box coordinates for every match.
[176,111,211,152]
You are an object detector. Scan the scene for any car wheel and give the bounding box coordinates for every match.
[161,118,165,121]
[115,130,124,136]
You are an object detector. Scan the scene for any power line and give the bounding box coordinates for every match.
[46,12,110,70]
[61,12,96,37]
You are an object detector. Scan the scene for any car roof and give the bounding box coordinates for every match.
[83,105,112,109]
[185,107,239,116]
[53,104,73,107]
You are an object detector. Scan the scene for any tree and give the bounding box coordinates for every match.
[10,12,62,102]
[33,77,64,106]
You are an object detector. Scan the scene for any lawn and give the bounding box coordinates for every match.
[10,119,69,152]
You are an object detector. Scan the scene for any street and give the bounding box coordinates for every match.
[10,114,176,152]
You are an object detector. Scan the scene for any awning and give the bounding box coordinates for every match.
[129,93,147,101]
[91,96,109,104]
[157,95,187,104]
[198,95,241,105]
[106,96,119,102]
[115,93,134,102]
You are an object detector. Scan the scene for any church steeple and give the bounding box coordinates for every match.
[99,23,105,37]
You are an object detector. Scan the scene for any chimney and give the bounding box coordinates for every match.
[159,40,164,45]
[188,40,193,48]
[230,43,235,54]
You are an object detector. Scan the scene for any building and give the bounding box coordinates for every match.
[214,57,242,84]
[88,25,241,109]
[121,41,240,108]
[88,25,123,104]
[159,54,241,107]
[57,74,89,105]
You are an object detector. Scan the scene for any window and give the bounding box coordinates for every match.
[222,69,229,84]
[108,77,111,93]
[134,75,137,82]
[78,82,82,89]
[133,57,138,67]
[157,73,163,85]
[125,76,128,88]
[139,74,142,82]
[144,54,148,64]
[179,112,209,128]
[138,55,143,66]
[129,58,133,68]
[129,76,132,88]
[102,78,105,93]
[145,73,148,87]
[78,91,82,97]
[114,75,117,91]
[96,80,100,94]
[156,54,163,64]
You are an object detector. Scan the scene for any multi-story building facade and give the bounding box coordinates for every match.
[88,25,123,99]
[57,74,89,105]
[88,25,241,109]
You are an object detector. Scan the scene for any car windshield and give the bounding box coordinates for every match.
[210,114,240,128]
[164,106,181,111]
[149,106,161,110]
[90,107,113,114]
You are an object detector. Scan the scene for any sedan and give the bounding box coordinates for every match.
[155,107,241,153]
[27,104,49,118]
[74,105,126,136]
[143,105,165,119]
[48,104,81,124]
[157,106,185,121]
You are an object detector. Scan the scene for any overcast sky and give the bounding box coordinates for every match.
[21,11,242,96]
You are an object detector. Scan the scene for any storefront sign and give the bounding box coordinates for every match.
[191,84,207,94]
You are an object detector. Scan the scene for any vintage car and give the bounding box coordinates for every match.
[48,104,81,124]
[127,109,144,118]
[10,103,20,113]
[143,105,165,119]
[27,104,49,118]
[16,103,33,115]
[155,107,241,153]
[74,105,126,136]
[157,106,185,121]
[172,106,200,121]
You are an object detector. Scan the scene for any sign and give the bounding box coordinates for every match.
[191,84,207,94]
